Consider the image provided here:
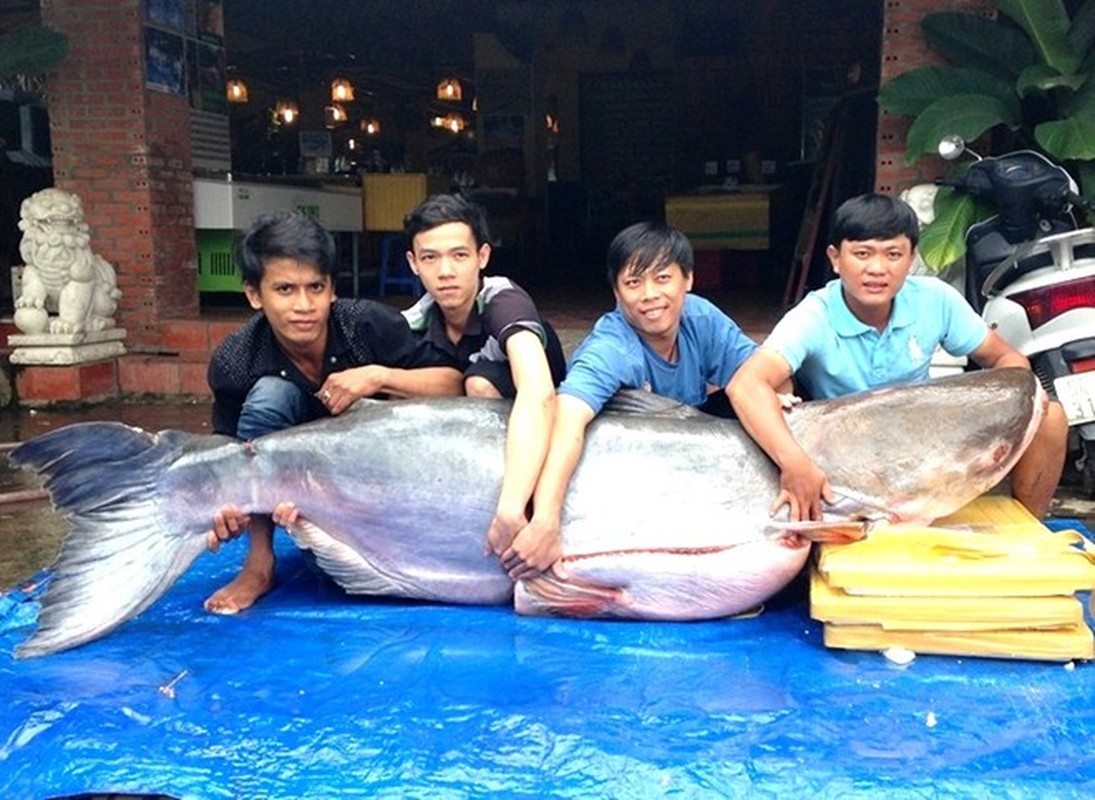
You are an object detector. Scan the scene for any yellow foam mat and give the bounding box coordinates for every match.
[822,621,1094,663]
[810,569,1086,631]
[815,497,1095,597]
[810,497,1095,661]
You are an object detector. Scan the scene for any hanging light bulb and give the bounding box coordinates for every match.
[226,78,249,103]
[359,117,382,136]
[436,77,463,101]
[331,78,355,102]
[275,99,299,125]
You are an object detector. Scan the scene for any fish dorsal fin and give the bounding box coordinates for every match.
[603,389,706,420]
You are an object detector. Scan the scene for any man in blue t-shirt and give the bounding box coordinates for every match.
[498,221,760,580]
[728,193,1068,521]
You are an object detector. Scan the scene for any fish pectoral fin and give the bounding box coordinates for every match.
[513,573,624,618]
[282,516,404,596]
[763,520,870,545]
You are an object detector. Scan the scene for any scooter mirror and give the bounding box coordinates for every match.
[938,135,966,160]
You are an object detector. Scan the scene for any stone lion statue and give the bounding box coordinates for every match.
[14,188,121,335]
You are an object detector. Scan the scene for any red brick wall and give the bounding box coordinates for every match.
[876,0,996,194]
[40,0,199,351]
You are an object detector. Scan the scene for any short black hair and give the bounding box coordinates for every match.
[606,221,693,285]
[404,193,492,249]
[828,193,920,249]
[236,212,336,287]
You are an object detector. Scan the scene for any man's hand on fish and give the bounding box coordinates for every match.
[207,504,252,552]
[501,517,565,581]
[485,508,527,560]
[317,365,391,415]
[777,392,802,411]
[271,501,301,528]
[771,453,834,522]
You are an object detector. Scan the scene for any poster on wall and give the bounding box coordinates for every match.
[145,0,187,31]
[145,27,186,97]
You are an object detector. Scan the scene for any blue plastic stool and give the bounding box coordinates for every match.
[375,233,422,297]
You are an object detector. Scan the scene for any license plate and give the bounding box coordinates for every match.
[1054,371,1095,425]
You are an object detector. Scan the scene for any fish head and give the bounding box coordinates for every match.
[789,368,1044,523]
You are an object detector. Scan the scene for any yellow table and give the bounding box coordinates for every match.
[664,186,777,251]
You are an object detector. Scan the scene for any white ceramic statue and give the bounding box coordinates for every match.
[13,188,121,335]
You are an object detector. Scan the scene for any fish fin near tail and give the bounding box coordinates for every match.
[514,573,625,618]
[283,516,408,597]
[10,423,209,658]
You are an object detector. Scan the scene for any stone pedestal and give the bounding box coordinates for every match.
[7,328,127,366]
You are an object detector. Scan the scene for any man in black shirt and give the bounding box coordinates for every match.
[205,212,461,614]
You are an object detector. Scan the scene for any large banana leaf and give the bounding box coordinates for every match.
[905,93,1020,162]
[1016,63,1088,95]
[878,66,1017,117]
[917,189,987,272]
[922,12,1037,81]
[1035,116,1095,160]
[0,26,68,82]
[998,0,1080,74]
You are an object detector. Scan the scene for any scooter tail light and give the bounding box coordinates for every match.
[1070,356,1095,374]
[1009,274,1095,330]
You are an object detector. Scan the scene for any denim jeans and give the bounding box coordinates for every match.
[236,376,318,441]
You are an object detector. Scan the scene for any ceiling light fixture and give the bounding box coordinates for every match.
[430,112,466,133]
[360,117,381,136]
[275,99,299,125]
[324,104,348,128]
[331,78,355,102]
[226,78,249,103]
[436,78,462,101]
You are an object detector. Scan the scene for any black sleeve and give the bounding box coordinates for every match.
[356,302,461,369]
[207,352,244,436]
[481,284,547,349]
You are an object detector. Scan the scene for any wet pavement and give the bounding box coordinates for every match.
[0,399,215,590]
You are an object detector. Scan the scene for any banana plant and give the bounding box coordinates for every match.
[878,0,1095,270]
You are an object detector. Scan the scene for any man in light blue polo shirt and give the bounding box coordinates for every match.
[728,193,1067,521]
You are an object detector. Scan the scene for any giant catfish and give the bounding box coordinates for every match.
[8,368,1044,657]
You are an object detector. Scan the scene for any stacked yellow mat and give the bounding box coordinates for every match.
[810,496,1095,662]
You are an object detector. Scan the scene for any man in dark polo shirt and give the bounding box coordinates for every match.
[206,211,461,614]
[401,193,566,571]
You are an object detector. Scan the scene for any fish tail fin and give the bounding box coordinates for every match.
[9,423,208,658]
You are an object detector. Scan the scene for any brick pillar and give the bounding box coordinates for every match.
[40,0,199,352]
[876,0,995,194]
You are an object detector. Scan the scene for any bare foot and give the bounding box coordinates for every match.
[203,562,275,615]
[204,518,276,614]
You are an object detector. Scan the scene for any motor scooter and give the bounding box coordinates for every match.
[937,135,1095,494]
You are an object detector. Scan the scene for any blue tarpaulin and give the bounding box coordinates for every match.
[1,524,1093,799]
